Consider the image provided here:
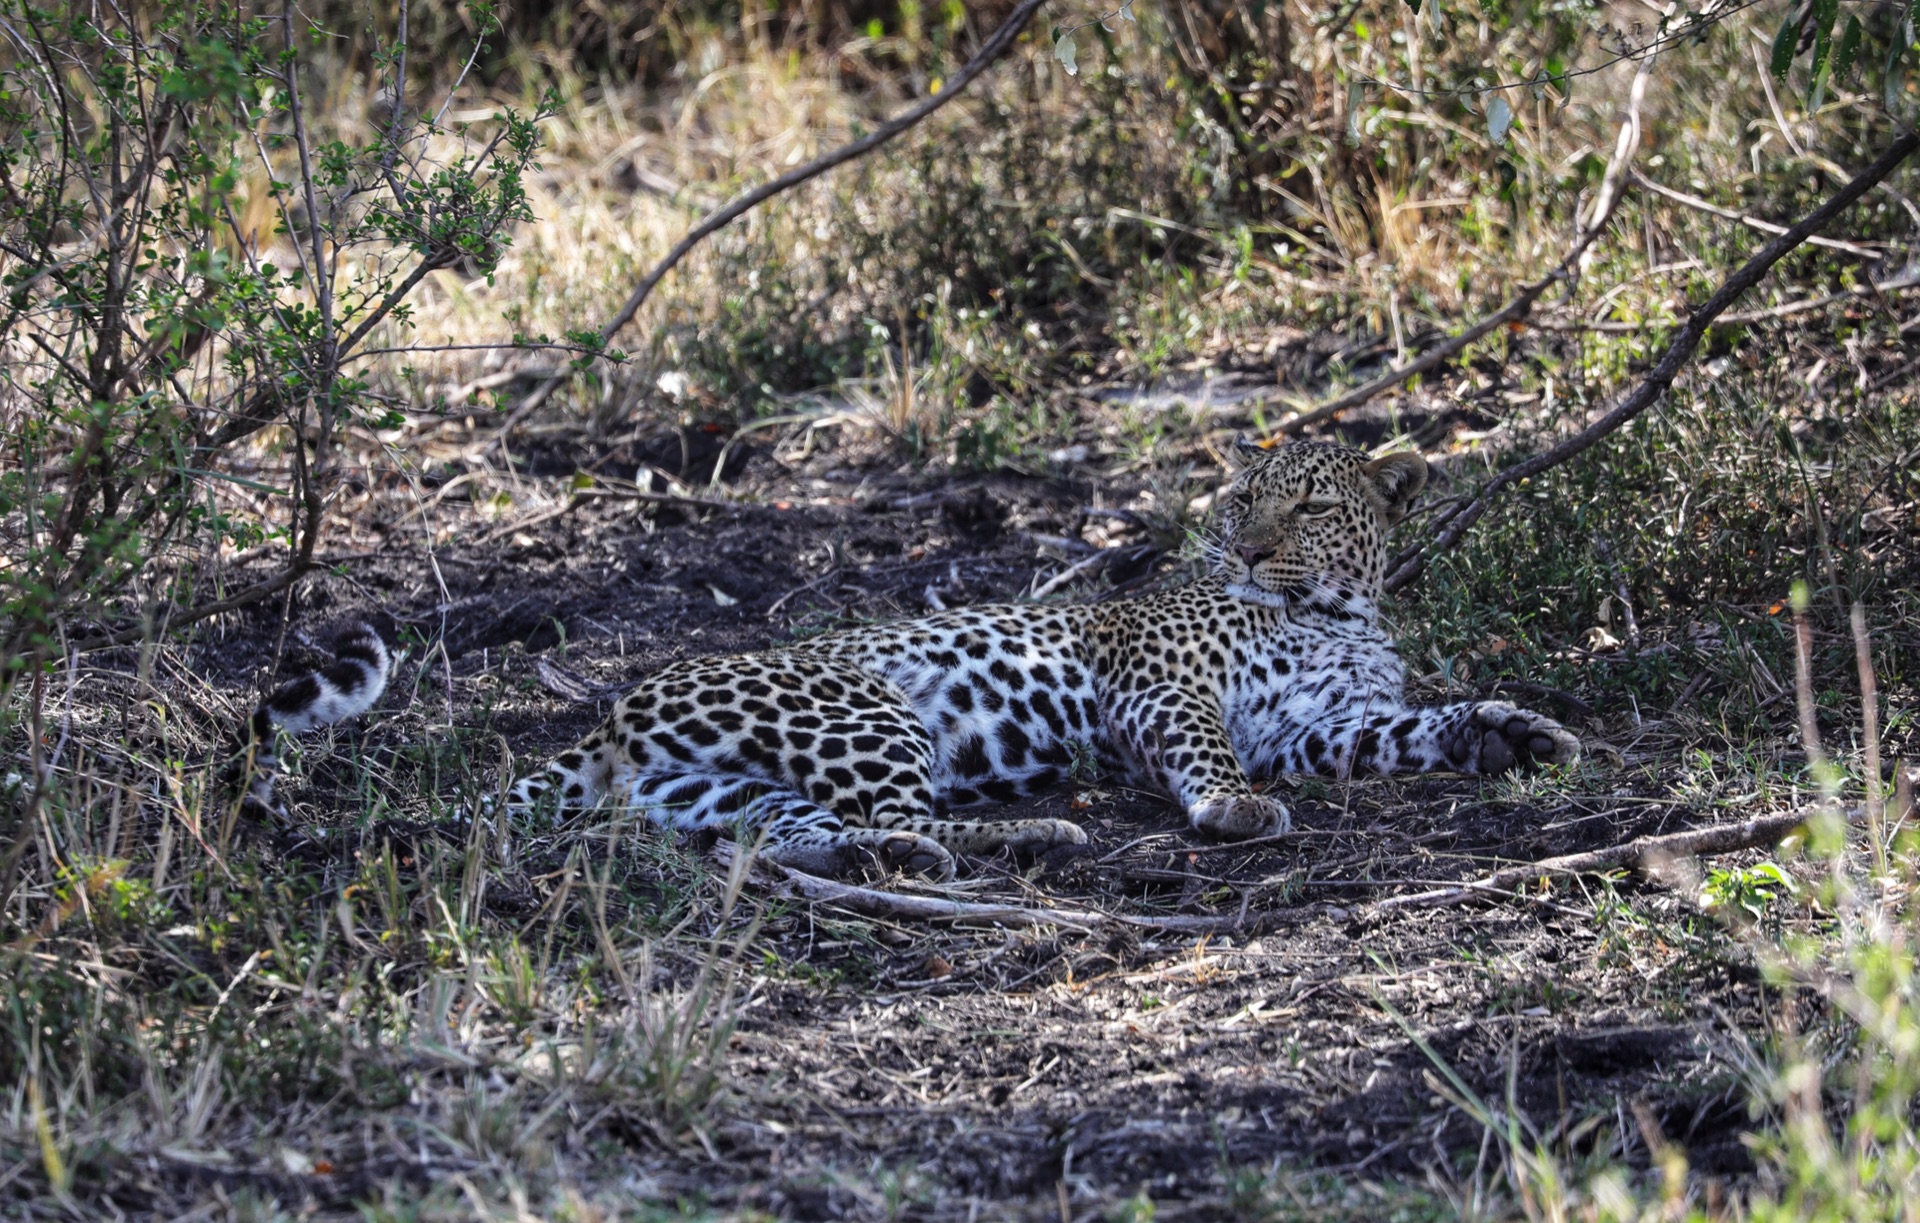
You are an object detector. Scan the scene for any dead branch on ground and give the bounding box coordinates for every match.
[717,845,1258,933]
[1364,805,1863,917]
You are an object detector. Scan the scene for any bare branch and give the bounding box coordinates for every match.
[1629,169,1883,258]
[69,556,319,653]
[1271,55,1652,438]
[280,6,334,361]
[764,859,1256,933]
[1384,125,1920,594]
[1363,806,1862,918]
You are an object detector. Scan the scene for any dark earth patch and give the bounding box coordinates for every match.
[96,444,1772,1217]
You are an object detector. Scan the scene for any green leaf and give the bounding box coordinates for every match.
[1808,0,1840,78]
[1834,14,1862,81]
[1800,0,1840,108]
[1054,31,1078,75]
[1770,17,1798,80]
[1884,18,1910,110]
[1486,96,1513,144]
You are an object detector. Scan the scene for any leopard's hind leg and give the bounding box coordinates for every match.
[625,773,955,880]
[603,654,1082,865]
[499,722,620,821]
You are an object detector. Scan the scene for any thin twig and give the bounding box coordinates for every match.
[344,341,609,362]
[1753,39,1809,160]
[281,6,334,369]
[1350,0,1765,102]
[1579,53,1654,276]
[1628,170,1882,257]
[1384,126,1920,593]
[1852,603,1887,877]
[430,10,487,130]
[1028,550,1111,600]
[70,557,316,652]
[379,0,410,205]
[1529,271,1920,332]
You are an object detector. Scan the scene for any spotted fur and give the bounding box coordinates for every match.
[501,442,1580,878]
[231,619,393,820]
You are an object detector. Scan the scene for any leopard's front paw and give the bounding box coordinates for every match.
[1459,701,1581,774]
[1188,792,1291,839]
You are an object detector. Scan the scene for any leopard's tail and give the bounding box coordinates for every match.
[232,617,395,819]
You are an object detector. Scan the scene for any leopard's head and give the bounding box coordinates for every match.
[1213,440,1428,614]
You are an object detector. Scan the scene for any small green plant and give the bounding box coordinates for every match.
[0,0,551,866]
[50,859,169,934]
[1108,1192,1157,1221]
[1701,861,1799,928]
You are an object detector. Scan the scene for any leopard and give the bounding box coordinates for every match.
[490,440,1581,880]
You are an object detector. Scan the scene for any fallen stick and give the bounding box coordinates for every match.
[1028,549,1112,600]
[774,866,1110,930]
[715,845,1258,933]
[1363,805,1862,917]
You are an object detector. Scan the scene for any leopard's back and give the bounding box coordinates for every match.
[795,602,1106,806]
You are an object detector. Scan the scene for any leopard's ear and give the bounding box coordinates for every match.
[1363,451,1428,525]
[1228,435,1269,469]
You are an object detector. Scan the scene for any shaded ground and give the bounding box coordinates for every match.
[63,418,1776,1219]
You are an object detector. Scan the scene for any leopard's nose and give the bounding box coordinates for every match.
[1235,544,1271,567]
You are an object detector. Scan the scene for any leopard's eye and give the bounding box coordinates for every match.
[1233,488,1255,509]
[1297,501,1341,517]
